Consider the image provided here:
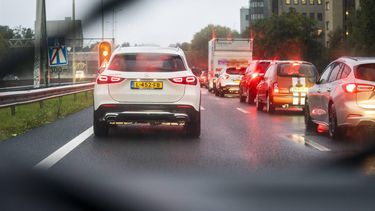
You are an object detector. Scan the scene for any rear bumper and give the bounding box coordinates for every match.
[219,85,240,94]
[95,104,199,124]
[273,93,306,108]
[338,101,375,128]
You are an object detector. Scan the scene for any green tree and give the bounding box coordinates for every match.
[350,0,375,55]
[327,27,349,60]
[176,42,191,52]
[190,24,240,68]
[12,26,34,39]
[0,25,15,50]
[251,9,323,63]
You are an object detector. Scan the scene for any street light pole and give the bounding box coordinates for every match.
[72,0,76,83]
[113,7,115,45]
[101,0,104,40]
[34,0,48,88]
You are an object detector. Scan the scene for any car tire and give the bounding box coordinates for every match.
[93,112,108,137]
[266,94,275,114]
[239,88,246,103]
[256,93,263,111]
[220,90,225,98]
[212,83,217,93]
[247,89,255,105]
[304,103,317,132]
[329,103,343,140]
[185,111,201,138]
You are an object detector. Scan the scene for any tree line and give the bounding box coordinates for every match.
[0,26,34,79]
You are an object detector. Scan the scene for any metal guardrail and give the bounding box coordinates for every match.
[0,81,94,92]
[0,83,95,115]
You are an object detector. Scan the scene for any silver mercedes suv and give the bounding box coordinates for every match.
[305,57,375,139]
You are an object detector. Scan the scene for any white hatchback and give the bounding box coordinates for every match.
[305,57,375,139]
[93,47,201,138]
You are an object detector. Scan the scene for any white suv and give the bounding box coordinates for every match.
[305,57,375,139]
[214,66,246,97]
[93,47,201,138]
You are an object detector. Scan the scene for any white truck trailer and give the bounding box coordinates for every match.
[208,38,252,92]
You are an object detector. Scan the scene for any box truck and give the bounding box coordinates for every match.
[208,38,252,92]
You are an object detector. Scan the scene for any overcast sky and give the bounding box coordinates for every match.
[0,0,248,46]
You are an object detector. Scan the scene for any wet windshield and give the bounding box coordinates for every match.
[108,53,186,72]
[0,0,375,210]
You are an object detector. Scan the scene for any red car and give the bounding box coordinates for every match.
[199,71,208,88]
[239,60,272,104]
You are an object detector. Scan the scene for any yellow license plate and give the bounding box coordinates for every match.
[234,80,241,83]
[290,87,309,93]
[131,81,163,89]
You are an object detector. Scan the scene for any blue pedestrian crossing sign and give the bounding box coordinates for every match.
[48,37,69,67]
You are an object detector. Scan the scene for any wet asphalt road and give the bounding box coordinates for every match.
[0,89,369,174]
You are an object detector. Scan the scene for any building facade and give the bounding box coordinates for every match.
[324,0,360,47]
[240,7,250,33]
[248,0,274,28]
[276,0,325,31]
[245,0,361,47]
[246,0,325,32]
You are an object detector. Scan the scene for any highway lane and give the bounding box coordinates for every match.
[0,89,368,173]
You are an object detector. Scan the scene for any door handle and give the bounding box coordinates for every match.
[327,89,332,93]
[317,90,321,93]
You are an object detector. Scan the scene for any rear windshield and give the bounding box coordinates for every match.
[226,67,246,75]
[277,63,317,78]
[108,53,186,72]
[355,64,375,82]
[257,62,271,74]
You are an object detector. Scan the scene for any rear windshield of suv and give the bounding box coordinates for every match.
[356,64,375,82]
[256,62,271,74]
[277,63,317,78]
[108,53,186,72]
[226,67,246,75]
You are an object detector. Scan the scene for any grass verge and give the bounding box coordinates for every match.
[0,91,93,141]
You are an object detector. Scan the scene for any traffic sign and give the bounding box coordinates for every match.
[48,37,69,67]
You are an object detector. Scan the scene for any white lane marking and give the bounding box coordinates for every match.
[286,134,331,152]
[236,108,249,114]
[35,127,93,170]
[305,138,331,152]
[201,106,205,111]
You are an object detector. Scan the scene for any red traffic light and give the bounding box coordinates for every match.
[98,41,112,69]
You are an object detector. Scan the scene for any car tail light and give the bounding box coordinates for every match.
[169,76,197,85]
[343,83,374,93]
[273,82,279,93]
[251,73,259,79]
[97,75,125,84]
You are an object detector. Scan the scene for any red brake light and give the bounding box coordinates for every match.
[97,75,125,84]
[169,76,197,85]
[343,83,374,93]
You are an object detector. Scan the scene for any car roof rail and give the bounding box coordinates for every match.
[340,56,359,61]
